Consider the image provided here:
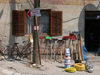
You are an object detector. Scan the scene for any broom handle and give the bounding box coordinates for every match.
[40,39,43,62]
[60,41,63,62]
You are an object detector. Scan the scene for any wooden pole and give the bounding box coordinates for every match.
[40,38,43,62]
[60,41,63,63]
[80,36,84,61]
[78,40,82,60]
[33,0,41,65]
[76,43,79,60]
[70,40,73,60]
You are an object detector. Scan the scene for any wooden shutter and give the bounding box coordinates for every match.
[50,11,63,36]
[12,10,26,36]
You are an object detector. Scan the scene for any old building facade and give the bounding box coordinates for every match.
[0,0,100,51]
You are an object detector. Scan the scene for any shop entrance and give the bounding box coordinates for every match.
[85,11,100,51]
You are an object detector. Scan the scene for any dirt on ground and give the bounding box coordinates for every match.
[0,59,100,75]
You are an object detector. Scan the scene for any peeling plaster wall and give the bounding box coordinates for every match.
[0,0,100,45]
[41,0,100,41]
[0,2,33,45]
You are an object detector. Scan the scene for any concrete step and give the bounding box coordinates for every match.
[87,52,96,56]
[86,52,100,63]
[87,56,100,63]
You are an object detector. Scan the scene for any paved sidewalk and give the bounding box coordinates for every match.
[0,66,21,75]
[0,60,100,75]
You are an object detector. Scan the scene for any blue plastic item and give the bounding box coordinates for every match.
[65,65,71,68]
[83,45,88,61]
[84,54,87,61]
[83,45,88,54]
[66,53,70,56]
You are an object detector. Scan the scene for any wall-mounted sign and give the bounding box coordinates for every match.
[27,8,41,18]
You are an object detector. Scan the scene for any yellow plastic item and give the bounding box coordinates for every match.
[29,34,33,43]
[74,63,85,71]
[63,67,76,73]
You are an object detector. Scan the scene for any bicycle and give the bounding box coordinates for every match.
[11,40,32,60]
[0,40,10,60]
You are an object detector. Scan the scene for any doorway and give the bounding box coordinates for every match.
[85,11,100,51]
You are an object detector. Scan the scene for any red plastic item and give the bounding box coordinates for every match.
[69,34,77,41]
[63,36,70,39]
[40,36,45,39]
[63,34,76,41]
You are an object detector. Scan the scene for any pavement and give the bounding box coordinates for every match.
[0,59,100,75]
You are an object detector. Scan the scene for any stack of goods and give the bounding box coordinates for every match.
[64,48,71,68]
[85,62,94,73]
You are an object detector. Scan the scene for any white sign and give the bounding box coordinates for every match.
[34,26,39,31]
[27,8,41,18]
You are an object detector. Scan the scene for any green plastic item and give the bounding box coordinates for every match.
[46,37,51,40]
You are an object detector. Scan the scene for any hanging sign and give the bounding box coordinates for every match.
[34,26,39,31]
[27,8,41,18]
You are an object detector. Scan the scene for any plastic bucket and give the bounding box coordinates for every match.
[65,62,71,68]
[66,48,70,53]
[65,62,71,64]
[65,53,70,56]
[64,60,71,63]
[65,57,71,60]
[65,57,71,63]
[65,55,71,58]
[65,65,71,68]
[66,48,70,55]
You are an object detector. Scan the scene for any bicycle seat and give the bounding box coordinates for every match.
[14,43,19,45]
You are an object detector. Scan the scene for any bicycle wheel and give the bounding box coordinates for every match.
[0,46,6,59]
[4,46,17,60]
[22,47,31,59]
[3,48,9,59]
[26,47,31,59]
[12,47,22,60]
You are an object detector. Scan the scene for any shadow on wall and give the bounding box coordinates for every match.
[0,9,4,19]
[27,0,34,9]
[78,4,98,39]
[9,0,16,45]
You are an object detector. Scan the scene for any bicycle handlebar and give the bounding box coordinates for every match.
[14,43,19,45]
